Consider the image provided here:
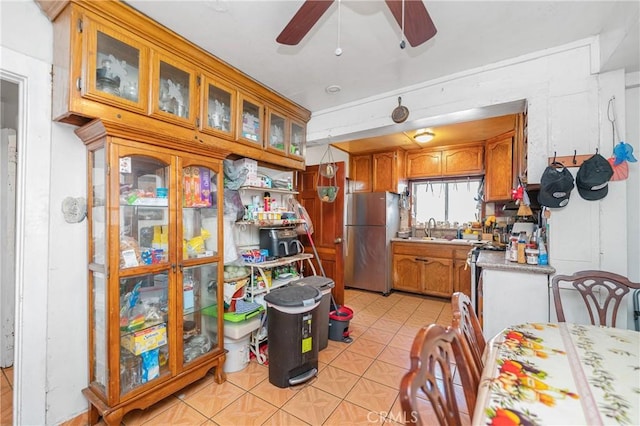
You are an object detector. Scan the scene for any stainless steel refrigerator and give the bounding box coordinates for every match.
[344,192,400,295]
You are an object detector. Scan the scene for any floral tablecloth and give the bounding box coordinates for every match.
[473,323,640,426]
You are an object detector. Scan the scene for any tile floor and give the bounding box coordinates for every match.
[1,365,12,426]
[3,289,472,425]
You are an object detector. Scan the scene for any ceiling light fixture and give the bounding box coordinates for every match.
[325,85,341,94]
[414,131,435,143]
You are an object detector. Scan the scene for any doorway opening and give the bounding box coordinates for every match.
[1,77,18,424]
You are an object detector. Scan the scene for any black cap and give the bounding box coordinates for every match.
[538,165,574,208]
[576,154,613,201]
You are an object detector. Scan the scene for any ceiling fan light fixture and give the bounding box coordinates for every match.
[414,130,435,143]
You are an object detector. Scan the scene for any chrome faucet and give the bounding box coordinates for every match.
[427,217,437,238]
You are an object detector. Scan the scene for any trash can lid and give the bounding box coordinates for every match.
[264,285,322,307]
[290,275,335,289]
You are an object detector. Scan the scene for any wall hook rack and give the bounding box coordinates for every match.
[548,149,597,168]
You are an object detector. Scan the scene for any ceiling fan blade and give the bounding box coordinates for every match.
[385,0,437,47]
[276,0,335,45]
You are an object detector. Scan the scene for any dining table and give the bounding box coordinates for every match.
[472,322,639,426]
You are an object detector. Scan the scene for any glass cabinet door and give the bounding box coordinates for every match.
[84,18,149,113]
[181,264,219,365]
[290,120,306,158]
[266,108,287,155]
[152,53,198,127]
[179,162,222,365]
[89,147,108,396]
[201,76,235,138]
[238,94,263,146]
[119,273,171,395]
[118,155,170,269]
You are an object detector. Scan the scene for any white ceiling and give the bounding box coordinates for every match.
[126,0,639,115]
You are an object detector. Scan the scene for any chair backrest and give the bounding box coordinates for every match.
[551,270,640,327]
[451,292,485,379]
[399,324,478,426]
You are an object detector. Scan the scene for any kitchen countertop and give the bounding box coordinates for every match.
[391,237,484,246]
[476,250,556,274]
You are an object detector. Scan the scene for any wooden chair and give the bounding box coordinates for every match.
[451,292,486,379]
[399,324,478,426]
[551,270,640,327]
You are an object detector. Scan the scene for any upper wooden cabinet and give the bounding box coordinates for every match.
[289,120,306,159]
[351,150,405,193]
[237,93,264,148]
[200,74,236,139]
[265,107,287,156]
[484,136,514,201]
[442,145,484,176]
[407,145,483,179]
[57,8,151,121]
[150,52,198,128]
[41,0,310,170]
[407,150,442,178]
[350,154,372,192]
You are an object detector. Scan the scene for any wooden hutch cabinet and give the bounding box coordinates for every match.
[37,0,310,171]
[76,119,229,425]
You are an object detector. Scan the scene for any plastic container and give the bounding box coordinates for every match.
[223,335,250,373]
[525,248,539,265]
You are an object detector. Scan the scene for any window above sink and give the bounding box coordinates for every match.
[412,177,482,227]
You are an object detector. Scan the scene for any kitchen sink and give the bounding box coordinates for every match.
[403,237,476,244]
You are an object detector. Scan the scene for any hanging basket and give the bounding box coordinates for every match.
[317,185,339,203]
[317,145,339,203]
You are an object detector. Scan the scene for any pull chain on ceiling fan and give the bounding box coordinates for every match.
[399,0,406,49]
[335,0,342,56]
[276,0,437,48]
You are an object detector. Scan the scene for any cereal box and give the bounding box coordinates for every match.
[183,166,193,207]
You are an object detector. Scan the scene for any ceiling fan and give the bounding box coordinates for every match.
[276,0,437,48]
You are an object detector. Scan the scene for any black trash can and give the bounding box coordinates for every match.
[290,276,335,350]
[264,285,322,388]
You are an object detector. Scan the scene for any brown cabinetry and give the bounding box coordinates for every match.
[392,242,472,299]
[407,150,442,178]
[442,145,484,176]
[453,259,472,296]
[351,150,404,193]
[76,119,228,426]
[407,145,483,179]
[484,136,514,201]
[40,0,310,170]
[350,154,372,192]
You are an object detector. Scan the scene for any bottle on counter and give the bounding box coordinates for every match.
[538,240,548,265]
[517,232,527,264]
[509,234,519,262]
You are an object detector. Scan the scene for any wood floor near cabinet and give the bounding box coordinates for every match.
[7,290,469,426]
